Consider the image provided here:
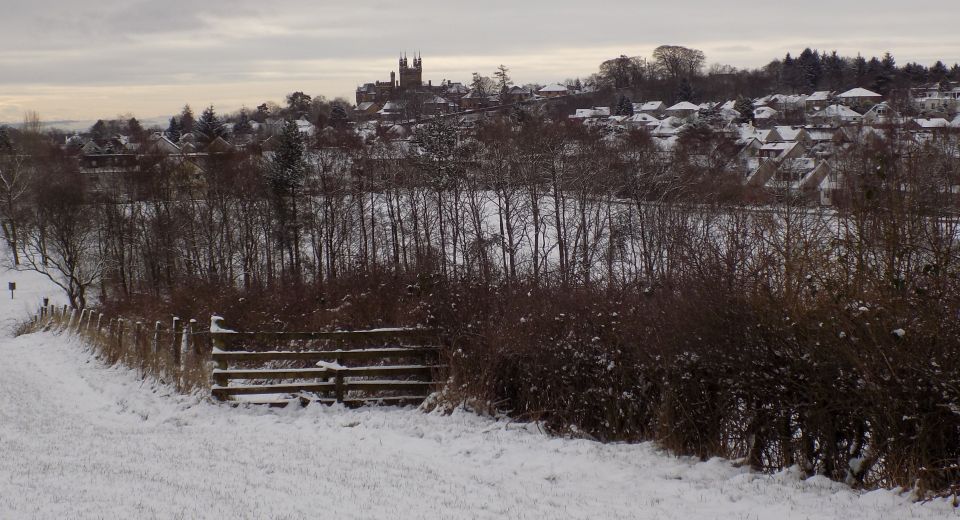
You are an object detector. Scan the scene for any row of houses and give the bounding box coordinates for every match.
[568,86,960,205]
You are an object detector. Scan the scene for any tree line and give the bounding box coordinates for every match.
[592,45,960,105]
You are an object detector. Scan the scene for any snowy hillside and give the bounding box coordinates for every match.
[0,261,954,519]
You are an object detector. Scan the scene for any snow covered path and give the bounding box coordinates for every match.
[0,263,954,519]
[1,333,954,519]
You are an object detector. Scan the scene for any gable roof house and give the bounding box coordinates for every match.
[861,102,901,125]
[810,104,862,125]
[571,107,611,120]
[537,83,570,98]
[354,101,382,119]
[502,85,535,104]
[636,101,667,116]
[665,101,700,120]
[837,87,883,110]
[805,91,834,113]
[624,112,661,129]
[908,117,952,131]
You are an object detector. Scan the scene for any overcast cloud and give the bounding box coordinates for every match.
[2,0,959,122]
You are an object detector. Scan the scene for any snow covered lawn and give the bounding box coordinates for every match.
[0,265,955,519]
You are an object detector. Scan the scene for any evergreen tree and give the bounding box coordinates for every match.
[89,120,108,140]
[822,51,846,90]
[329,104,349,129]
[126,117,145,142]
[494,64,513,93]
[165,117,182,142]
[286,92,312,117]
[268,120,306,197]
[615,95,634,116]
[853,54,869,86]
[733,96,755,124]
[180,105,195,134]
[901,63,928,85]
[266,120,307,275]
[675,78,694,103]
[930,61,949,83]
[233,108,253,135]
[796,48,823,91]
[949,64,960,81]
[195,105,229,145]
[781,53,803,92]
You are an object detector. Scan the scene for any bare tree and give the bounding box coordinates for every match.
[652,45,706,81]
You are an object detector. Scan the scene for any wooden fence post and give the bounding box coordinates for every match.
[171,317,182,370]
[152,321,161,354]
[117,319,125,354]
[186,319,197,353]
[134,322,144,375]
[210,315,229,390]
[96,313,103,335]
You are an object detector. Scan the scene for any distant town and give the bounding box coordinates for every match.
[6,46,960,207]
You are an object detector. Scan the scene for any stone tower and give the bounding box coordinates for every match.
[398,53,423,90]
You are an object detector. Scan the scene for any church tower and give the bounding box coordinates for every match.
[398,52,423,90]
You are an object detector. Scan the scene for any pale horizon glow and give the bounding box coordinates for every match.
[2,0,960,125]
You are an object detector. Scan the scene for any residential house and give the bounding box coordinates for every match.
[911,82,960,113]
[908,118,952,131]
[805,91,833,112]
[665,101,699,120]
[837,87,882,110]
[861,102,901,125]
[538,83,569,98]
[810,104,862,125]
[354,101,382,119]
[636,101,666,117]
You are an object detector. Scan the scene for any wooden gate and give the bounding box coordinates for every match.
[210,322,445,407]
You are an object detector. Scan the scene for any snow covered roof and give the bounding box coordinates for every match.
[807,91,832,102]
[444,83,469,94]
[761,142,797,152]
[952,114,960,128]
[626,113,660,124]
[666,101,699,112]
[538,83,569,93]
[571,107,612,119]
[838,87,882,99]
[805,128,838,141]
[754,106,778,119]
[773,126,804,141]
[639,101,665,111]
[913,118,951,128]
[769,94,807,107]
[816,104,862,117]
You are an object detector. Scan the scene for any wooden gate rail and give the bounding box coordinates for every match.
[209,319,445,407]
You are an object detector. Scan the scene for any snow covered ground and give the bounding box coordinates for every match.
[0,261,955,519]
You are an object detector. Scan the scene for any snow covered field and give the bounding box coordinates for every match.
[0,262,955,519]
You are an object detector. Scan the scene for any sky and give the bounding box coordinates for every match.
[1,0,959,125]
